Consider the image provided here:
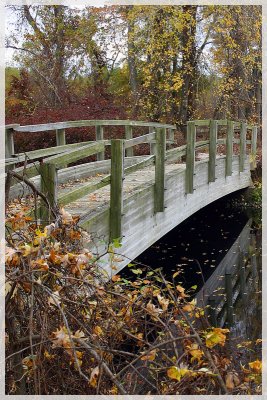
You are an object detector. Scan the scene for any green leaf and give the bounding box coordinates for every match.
[132,268,143,275]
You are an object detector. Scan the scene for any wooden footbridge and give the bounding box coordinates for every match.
[5,119,258,276]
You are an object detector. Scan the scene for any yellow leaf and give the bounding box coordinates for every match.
[93,326,104,336]
[205,328,229,348]
[249,360,262,374]
[225,372,240,389]
[167,365,190,381]
[157,294,169,311]
[176,285,188,298]
[112,275,121,282]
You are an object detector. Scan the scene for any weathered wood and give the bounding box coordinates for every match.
[239,122,247,172]
[124,131,156,149]
[44,142,105,168]
[185,121,196,194]
[124,155,155,176]
[154,128,166,213]
[14,119,176,133]
[225,273,234,326]
[58,176,110,206]
[192,119,210,126]
[110,139,124,241]
[40,163,57,223]
[225,120,234,176]
[5,127,16,171]
[166,145,187,162]
[56,128,66,146]
[149,126,156,155]
[125,125,133,157]
[14,141,93,162]
[95,125,105,161]
[251,126,257,170]
[208,120,217,183]
[167,128,175,142]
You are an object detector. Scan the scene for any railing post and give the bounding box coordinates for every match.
[149,126,156,155]
[110,139,124,241]
[154,127,166,213]
[208,120,217,183]
[5,127,15,171]
[95,125,105,161]
[251,126,257,170]
[225,120,234,177]
[40,162,57,223]
[239,122,247,172]
[185,121,196,194]
[125,125,133,157]
[56,128,66,146]
[225,272,234,326]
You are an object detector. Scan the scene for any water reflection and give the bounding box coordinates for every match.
[126,191,261,340]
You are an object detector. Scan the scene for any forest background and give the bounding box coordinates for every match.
[5,4,262,150]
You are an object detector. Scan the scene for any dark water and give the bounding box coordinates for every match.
[121,189,262,346]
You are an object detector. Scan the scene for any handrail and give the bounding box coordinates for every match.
[13,119,176,132]
[5,119,258,244]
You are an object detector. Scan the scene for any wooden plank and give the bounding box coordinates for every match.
[110,139,124,241]
[56,128,66,146]
[14,141,93,162]
[239,122,247,172]
[58,176,110,206]
[166,145,187,162]
[124,131,156,149]
[125,125,133,157]
[251,126,257,170]
[208,120,217,183]
[96,125,105,161]
[149,126,156,155]
[225,120,234,176]
[14,120,176,132]
[185,121,196,194]
[40,163,57,223]
[124,155,155,176]
[44,142,105,168]
[5,127,15,171]
[192,119,210,126]
[154,128,166,213]
[167,128,175,142]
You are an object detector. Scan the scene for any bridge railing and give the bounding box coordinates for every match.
[5,118,258,241]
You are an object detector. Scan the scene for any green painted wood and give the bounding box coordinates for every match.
[166,145,187,162]
[110,139,124,241]
[5,127,15,171]
[44,142,105,168]
[225,273,234,326]
[56,128,66,146]
[14,141,93,162]
[14,120,176,133]
[149,126,156,155]
[125,125,133,157]
[208,120,217,183]
[154,127,166,213]
[124,155,155,176]
[124,131,155,149]
[225,120,234,177]
[96,125,105,161]
[239,122,247,172]
[58,176,110,206]
[40,163,57,223]
[251,126,257,170]
[192,119,210,126]
[185,121,196,194]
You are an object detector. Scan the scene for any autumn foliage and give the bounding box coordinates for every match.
[5,200,262,395]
